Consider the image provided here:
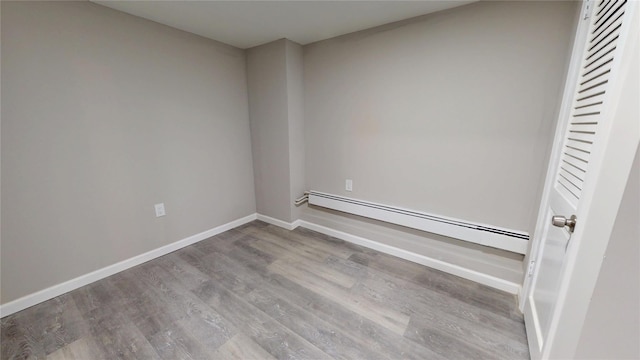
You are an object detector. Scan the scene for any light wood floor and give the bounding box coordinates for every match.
[1,221,529,359]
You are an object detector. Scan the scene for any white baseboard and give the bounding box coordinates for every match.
[256,214,301,231]
[308,191,529,254]
[1,212,520,317]
[298,220,521,295]
[255,214,521,294]
[0,213,258,318]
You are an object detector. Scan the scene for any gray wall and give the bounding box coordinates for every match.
[0,1,3,305]
[286,41,306,221]
[303,1,578,234]
[572,116,640,356]
[300,1,578,282]
[1,1,256,304]
[247,39,304,223]
[247,40,292,222]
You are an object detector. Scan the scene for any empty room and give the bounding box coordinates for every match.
[1,0,638,359]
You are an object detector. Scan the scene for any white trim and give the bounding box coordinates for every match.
[524,299,543,360]
[298,220,521,294]
[0,213,258,317]
[542,4,639,358]
[256,213,520,294]
[522,1,639,357]
[519,0,592,311]
[308,191,529,254]
[0,211,520,317]
[256,214,301,231]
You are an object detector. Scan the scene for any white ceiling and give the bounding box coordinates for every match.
[91,1,476,49]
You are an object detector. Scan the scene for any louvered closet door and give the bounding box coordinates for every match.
[555,0,628,204]
[524,0,634,358]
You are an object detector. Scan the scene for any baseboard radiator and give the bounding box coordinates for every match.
[301,191,529,254]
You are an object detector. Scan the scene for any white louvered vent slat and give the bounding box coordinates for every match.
[560,166,585,184]
[576,86,607,101]
[565,138,593,153]
[578,68,610,88]
[568,123,598,133]
[555,0,627,206]
[596,0,616,18]
[566,131,596,143]
[583,50,615,74]
[586,27,620,59]
[563,146,591,162]
[577,78,608,94]
[591,8,624,44]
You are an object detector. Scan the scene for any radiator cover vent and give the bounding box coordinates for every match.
[308,191,529,254]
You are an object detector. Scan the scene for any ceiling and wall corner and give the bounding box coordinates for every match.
[90,0,477,49]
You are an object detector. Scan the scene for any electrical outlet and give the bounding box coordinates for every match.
[154,203,166,217]
[345,179,353,192]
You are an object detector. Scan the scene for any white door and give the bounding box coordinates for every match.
[522,0,637,358]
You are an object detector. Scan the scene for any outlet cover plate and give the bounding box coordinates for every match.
[154,203,166,217]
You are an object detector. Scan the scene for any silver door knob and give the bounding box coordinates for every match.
[551,215,577,233]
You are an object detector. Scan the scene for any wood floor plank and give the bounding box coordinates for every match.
[265,224,355,260]
[148,320,217,360]
[177,246,256,296]
[242,225,336,263]
[269,259,411,336]
[356,274,528,346]
[356,250,522,320]
[263,273,446,360]
[251,240,357,288]
[199,245,444,360]
[193,279,333,360]
[215,226,526,356]
[85,309,161,360]
[1,316,43,359]
[338,256,529,355]
[323,254,371,280]
[97,326,160,359]
[46,337,104,360]
[192,228,245,255]
[126,264,236,347]
[154,252,213,292]
[213,333,276,360]
[106,272,177,340]
[246,286,389,360]
[1,221,529,360]
[406,304,528,359]
[1,293,88,359]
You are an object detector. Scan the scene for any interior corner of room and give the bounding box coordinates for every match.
[1,1,638,359]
